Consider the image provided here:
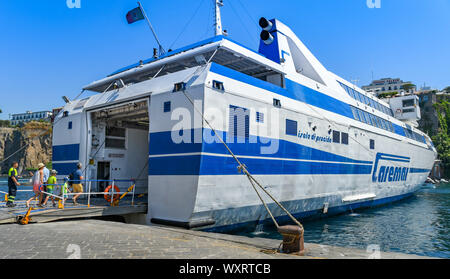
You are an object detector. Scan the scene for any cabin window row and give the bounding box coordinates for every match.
[351,106,394,133]
[338,81,393,117]
[404,127,426,144]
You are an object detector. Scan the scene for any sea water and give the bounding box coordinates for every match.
[238,183,450,258]
[0,176,34,200]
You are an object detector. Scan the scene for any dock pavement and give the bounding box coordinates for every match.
[0,220,433,259]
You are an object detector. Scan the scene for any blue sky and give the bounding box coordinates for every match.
[0,0,449,119]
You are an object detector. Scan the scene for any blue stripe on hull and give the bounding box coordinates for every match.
[202,192,416,233]
[53,162,78,175]
[149,154,372,176]
[150,129,372,164]
[52,144,80,161]
[410,168,431,173]
[149,129,374,175]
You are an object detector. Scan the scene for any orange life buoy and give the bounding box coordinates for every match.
[104,185,121,202]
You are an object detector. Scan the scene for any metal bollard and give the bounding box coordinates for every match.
[278,225,305,254]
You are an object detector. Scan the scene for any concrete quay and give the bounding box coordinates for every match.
[0,219,433,259]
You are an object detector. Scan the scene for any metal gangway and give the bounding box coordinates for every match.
[0,179,147,225]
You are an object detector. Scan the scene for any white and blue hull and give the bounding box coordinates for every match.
[147,68,434,231]
[52,17,436,233]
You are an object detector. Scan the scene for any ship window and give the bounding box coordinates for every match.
[351,106,359,121]
[379,119,386,130]
[333,130,340,143]
[212,80,225,91]
[106,127,126,138]
[355,92,362,103]
[68,121,72,130]
[365,111,373,125]
[369,114,377,127]
[105,138,126,149]
[375,102,381,111]
[256,112,264,123]
[386,120,391,131]
[370,139,375,150]
[348,88,355,99]
[173,82,186,92]
[362,111,369,124]
[229,105,250,139]
[403,108,415,113]
[273,98,281,108]
[375,116,382,129]
[402,99,415,107]
[286,119,298,136]
[359,93,365,104]
[341,132,349,145]
[163,101,171,113]
[105,127,126,149]
[355,109,362,122]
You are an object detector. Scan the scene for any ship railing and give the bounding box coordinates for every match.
[64,179,137,208]
[1,179,137,209]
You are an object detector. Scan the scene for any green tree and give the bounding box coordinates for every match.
[0,120,11,127]
[432,100,450,177]
[444,86,450,93]
[402,83,416,92]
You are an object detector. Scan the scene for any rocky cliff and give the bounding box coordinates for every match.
[0,122,52,175]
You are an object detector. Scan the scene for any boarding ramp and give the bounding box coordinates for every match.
[0,179,147,225]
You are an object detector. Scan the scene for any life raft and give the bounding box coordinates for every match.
[104,185,121,202]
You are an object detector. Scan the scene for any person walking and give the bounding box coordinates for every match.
[26,163,45,208]
[71,163,84,206]
[42,170,57,207]
[6,162,20,208]
[40,163,50,205]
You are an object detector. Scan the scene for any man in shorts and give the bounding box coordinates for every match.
[71,163,84,205]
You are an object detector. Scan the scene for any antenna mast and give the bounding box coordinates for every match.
[138,1,166,55]
[214,0,224,36]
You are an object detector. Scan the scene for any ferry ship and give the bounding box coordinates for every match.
[52,1,436,232]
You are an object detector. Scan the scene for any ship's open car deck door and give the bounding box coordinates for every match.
[88,99,149,194]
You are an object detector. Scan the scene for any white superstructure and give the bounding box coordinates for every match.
[52,5,436,232]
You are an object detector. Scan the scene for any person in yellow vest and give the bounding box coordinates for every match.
[42,170,58,207]
[7,162,20,208]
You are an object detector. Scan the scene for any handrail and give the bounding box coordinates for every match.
[1,179,139,208]
[67,179,136,183]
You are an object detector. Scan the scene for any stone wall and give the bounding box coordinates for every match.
[0,123,52,175]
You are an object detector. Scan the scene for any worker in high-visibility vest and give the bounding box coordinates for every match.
[7,162,21,208]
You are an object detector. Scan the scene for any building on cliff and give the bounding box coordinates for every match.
[10,111,51,126]
[362,78,417,96]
